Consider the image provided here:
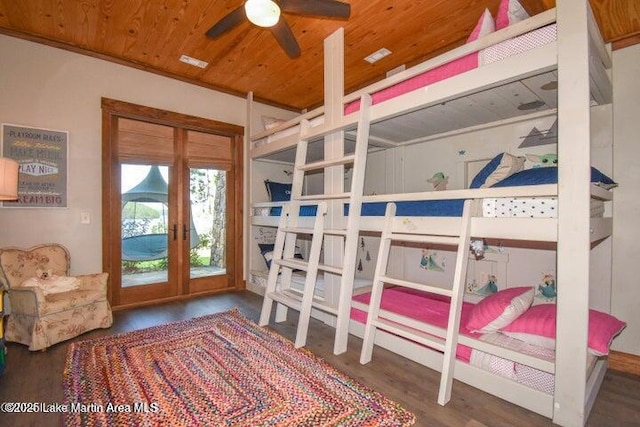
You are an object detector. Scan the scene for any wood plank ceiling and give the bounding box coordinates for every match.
[0,0,638,112]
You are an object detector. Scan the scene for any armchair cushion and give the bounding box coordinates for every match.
[21,275,80,295]
[40,288,106,315]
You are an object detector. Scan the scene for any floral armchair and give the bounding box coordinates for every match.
[0,243,113,351]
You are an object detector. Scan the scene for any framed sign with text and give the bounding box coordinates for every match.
[1,124,68,208]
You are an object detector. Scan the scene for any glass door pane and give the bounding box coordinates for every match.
[121,164,170,287]
[189,167,226,279]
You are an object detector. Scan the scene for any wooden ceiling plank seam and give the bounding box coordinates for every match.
[77,0,101,50]
[137,0,174,67]
[119,0,146,61]
[95,0,114,51]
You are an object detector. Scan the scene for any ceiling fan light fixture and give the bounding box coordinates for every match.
[245,0,281,28]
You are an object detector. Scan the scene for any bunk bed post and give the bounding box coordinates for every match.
[555,0,592,425]
[323,28,348,352]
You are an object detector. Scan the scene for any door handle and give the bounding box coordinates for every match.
[172,224,177,240]
[183,224,188,241]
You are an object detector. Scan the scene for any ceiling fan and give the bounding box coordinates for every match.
[206,0,351,59]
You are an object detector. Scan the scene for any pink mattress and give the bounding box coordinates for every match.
[351,287,556,394]
[351,287,481,362]
[343,24,557,116]
[344,53,478,115]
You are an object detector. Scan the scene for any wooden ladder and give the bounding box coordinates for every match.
[259,94,372,352]
[360,199,473,405]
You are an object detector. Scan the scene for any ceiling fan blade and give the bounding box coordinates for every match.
[270,18,301,58]
[279,0,350,19]
[206,6,246,38]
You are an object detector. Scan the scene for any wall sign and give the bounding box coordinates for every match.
[1,124,68,208]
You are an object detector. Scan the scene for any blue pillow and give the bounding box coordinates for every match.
[264,180,292,202]
[258,243,304,269]
[491,166,617,188]
[590,168,618,189]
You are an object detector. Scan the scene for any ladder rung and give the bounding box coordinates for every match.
[295,193,350,201]
[275,259,343,276]
[298,155,356,172]
[276,258,308,271]
[324,228,347,236]
[267,291,302,311]
[388,233,460,245]
[317,263,343,275]
[282,227,315,234]
[378,276,453,298]
[280,227,345,236]
[373,318,446,352]
[268,290,339,316]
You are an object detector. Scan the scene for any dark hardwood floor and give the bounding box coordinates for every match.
[1,291,638,426]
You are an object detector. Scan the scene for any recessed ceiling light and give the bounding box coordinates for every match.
[179,55,209,69]
[364,48,391,64]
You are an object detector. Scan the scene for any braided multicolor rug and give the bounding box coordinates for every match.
[63,308,415,426]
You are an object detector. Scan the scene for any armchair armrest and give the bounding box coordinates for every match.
[7,287,44,316]
[75,273,109,294]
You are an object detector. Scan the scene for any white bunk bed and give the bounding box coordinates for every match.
[245,1,619,425]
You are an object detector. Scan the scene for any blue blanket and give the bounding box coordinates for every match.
[269,200,464,217]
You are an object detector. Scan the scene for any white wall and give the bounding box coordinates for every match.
[0,34,289,276]
[612,43,640,355]
[369,115,562,284]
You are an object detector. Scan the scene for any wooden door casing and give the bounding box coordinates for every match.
[101,98,244,309]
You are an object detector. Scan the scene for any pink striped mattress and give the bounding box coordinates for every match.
[351,287,556,394]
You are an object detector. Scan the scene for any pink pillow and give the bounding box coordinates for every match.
[466,286,534,333]
[495,0,530,30]
[501,304,627,356]
[467,8,495,43]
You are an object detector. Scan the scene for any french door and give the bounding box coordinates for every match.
[102,99,243,309]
